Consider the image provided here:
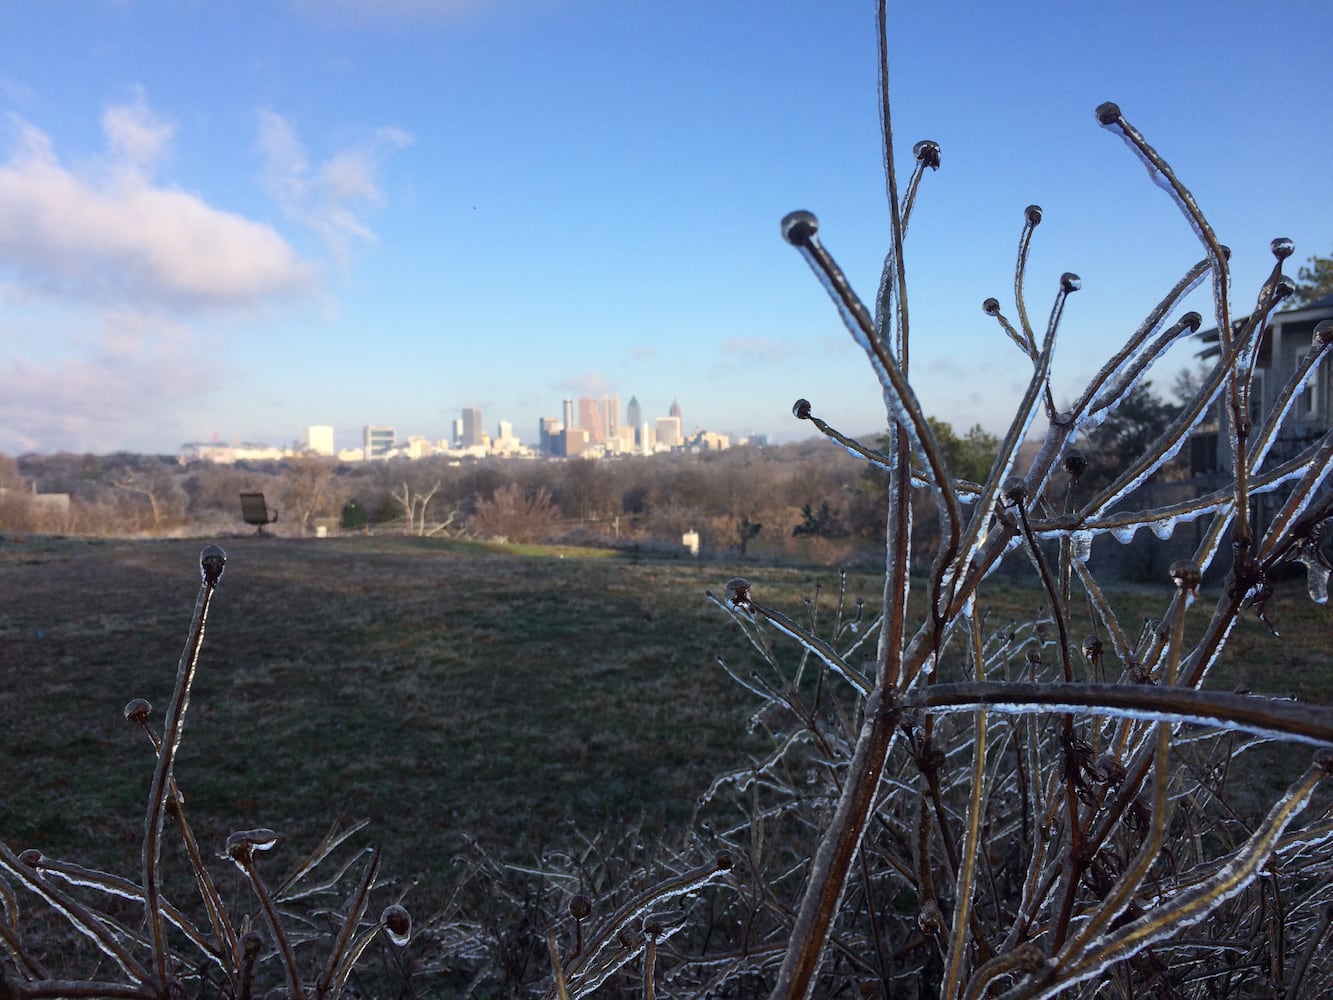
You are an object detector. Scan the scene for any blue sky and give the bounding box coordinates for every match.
[1,1,1329,455]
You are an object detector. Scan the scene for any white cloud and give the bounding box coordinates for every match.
[101,92,173,171]
[0,310,216,454]
[0,108,315,310]
[257,110,413,263]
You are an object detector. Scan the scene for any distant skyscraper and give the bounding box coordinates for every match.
[656,416,682,448]
[606,393,620,441]
[364,425,395,460]
[304,425,334,456]
[577,397,603,443]
[669,398,681,421]
[539,416,561,456]
[462,407,484,448]
[563,399,575,433]
[626,396,642,441]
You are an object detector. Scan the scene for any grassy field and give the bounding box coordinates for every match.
[1,534,1328,920]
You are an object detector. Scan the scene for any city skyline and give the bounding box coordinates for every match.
[1,4,1330,456]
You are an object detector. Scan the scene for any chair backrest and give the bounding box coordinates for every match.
[240,492,275,525]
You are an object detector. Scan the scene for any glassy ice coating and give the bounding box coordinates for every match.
[123,698,152,724]
[1316,320,1333,347]
[1024,205,1043,226]
[199,545,227,586]
[982,297,1001,316]
[1271,236,1295,260]
[225,828,280,862]
[724,577,752,608]
[780,210,819,246]
[912,139,941,169]
[382,904,412,946]
[792,398,812,420]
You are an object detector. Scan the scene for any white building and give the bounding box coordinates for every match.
[304,425,335,456]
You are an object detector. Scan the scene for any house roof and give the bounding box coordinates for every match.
[1195,293,1333,354]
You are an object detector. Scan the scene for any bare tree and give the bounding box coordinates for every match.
[282,456,341,535]
[470,482,561,544]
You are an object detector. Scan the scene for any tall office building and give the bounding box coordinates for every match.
[669,398,682,421]
[563,399,575,434]
[304,425,334,456]
[364,425,395,460]
[605,393,620,442]
[462,407,484,448]
[539,416,561,456]
[626,396,642,444]
[577,397,603,443]
[656,416,683,448]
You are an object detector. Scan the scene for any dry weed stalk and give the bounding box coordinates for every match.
[0,545,410,1000]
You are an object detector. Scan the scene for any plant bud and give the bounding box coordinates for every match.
[791,398,812,420]
[1169,559,1202,594]
[1081,635,1103,662]
[912,139,941,169]
[780,211,819,247]
[982,297,1001,316]
[199,544,227,586]
[124,698,152,725]
[1062,450,1088,481]
[1271,236,1295,260]
[724,577,753,609]
[382,904,412,946]
[1001,477,1028,506]
[569,894,592,920]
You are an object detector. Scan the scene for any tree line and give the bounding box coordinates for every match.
[0,378,1201,561]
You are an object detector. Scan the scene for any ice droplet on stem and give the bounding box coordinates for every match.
[200,544,227,586]
[781,210,819,247]
[382,903,412,946]
[1271,236,1295,260]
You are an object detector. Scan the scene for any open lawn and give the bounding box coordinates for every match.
[1,534,1328,917]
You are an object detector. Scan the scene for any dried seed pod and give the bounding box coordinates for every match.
[225,828,280,864]
[714,850,734,871]
[199,544,227,586]
[382,904,411,946]
[1024,204,1043,226]
[791,398,812,420]
[1094,101,1121,125]
[1273,276,1297,303]
[1169,559,1202,595]
[724,577,752,609]
[912,139,941,169]
[1001,477,1028,506]
[1095,753,1126,785]
[123,698,152,725]
[917,899,945,936]
[982,297,1001,316]
[780,210,819,247]
[1271,236,1295,260]
[1062,450,1088,481]
[1081,635,1103,662]
[569,894,592,920]
[18,849,42,867]
[1315,319,1333,347]
[1060,272,1083,293]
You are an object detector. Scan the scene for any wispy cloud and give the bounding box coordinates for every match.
[257,110,413,264]
[553,372,612,397]
[719,337,799,368]
[0,101,315,310]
